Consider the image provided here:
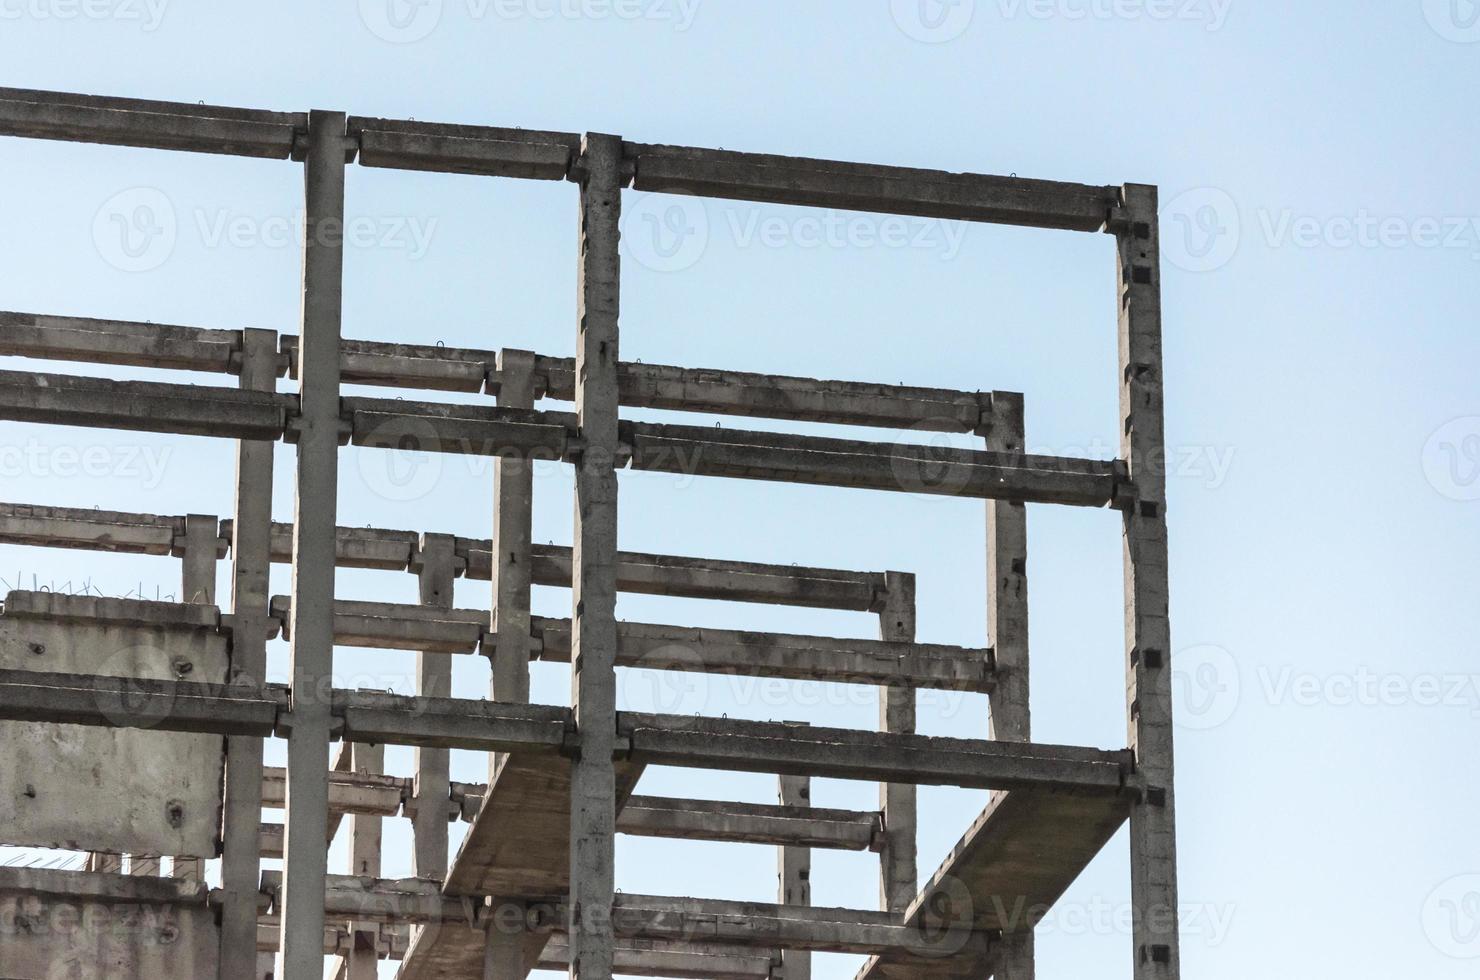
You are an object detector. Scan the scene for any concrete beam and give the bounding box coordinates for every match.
[620,712,1131,792]
[533,617,993,691]
[0,310,244,372]
[626,142,1117,231]
[0,369,290,439]
[618,796,877,852]
[348,115,578,179]
[0,85,305,158]
[0,502,180,555]
[625,421,1121,506]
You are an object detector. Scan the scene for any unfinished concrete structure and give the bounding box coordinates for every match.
[0,86,1182,980]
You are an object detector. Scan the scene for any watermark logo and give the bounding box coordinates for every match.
[92,187,176,273]
[619,643,711,714]
[1422,417,1480,502]
[0,0,169,30]
[993,0,1232,31]
[623,191,709,273]
[1424,0,1480,43]
[355,415,444,502]
[359,0,444,43]
[891,0,976,43]
[1172,643,1240,730]
[1162,187,1240,273]
[1423,874,1480,958]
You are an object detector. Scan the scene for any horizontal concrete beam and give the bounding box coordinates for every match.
[260,871,460,925]
[269,595,487,653]
[626,141,1118,231]
[596,894,992,958]
[282,334,493,392]
[540,937,776,980]
[535,617,993,691]
[260,765,406,815]
[0,502,182,555]
[344,396,571,457]
[540,355,991,432]
[621,713,1132,793]
[0,86,305,158]
[0,369,290,439]
[618,795,879,852]
[255,915,410,959]
[626,420,1121,506]
[0,311,244,373]
[348,116,579,179]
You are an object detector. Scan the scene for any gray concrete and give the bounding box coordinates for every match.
[412,533,457,880]
[217,327,278,980]
[876,573,917,915]
[277,108,348,980]
[777,766,811,980]
[1115,183,1183,980]
[986,391,1035,979]
[568,131,626,980]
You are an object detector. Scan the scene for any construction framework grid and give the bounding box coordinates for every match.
[0,87,1180,980]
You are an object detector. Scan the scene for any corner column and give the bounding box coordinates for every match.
[986,391,1034,977]
[412,532,458,880]
[219,327,280,980]
[278,109,350,980]
[1114,184,1182,979]
[877,571,917,915]
[567,132,626,980]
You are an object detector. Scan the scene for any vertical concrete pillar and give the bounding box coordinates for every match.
[567,132,625,980]
[986,391,1033,977]
[169,512,219,882]
[489,350,536,770]
[411,533,457,880]
[219,327,280,980]
[278,108,349,980]
[343,742,384,980]
[482,902,526,980]
[1114,184,1182,979]
[877,571,917,914]
[777,767,811,980]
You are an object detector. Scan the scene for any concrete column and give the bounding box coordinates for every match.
[219,327,280,980]
[412,533,457,880]
[278,108,349,980]
[877,572,917,914]
[1114,184,1182,979]
[986,391,1033,977]
[483,902,526,980]
[567,132,625,980]
[169,512,219,882]
[343,742,384,980]
[490,349,536,777]
[777,768,811,980]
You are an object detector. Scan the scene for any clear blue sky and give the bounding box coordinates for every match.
[1,2,1478,978]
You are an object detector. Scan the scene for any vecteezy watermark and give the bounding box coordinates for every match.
[91,187,438,272]
[991,895,1236,946]
[1422,417,1480,502]
[1161,187,1241,274]
[890,0,977,43]
[1423,0,1480,43]
[1423,874,1480,959]
[994,0,1232,31]
[621,191,969,273]
[1173,644,1240,731]
[92,187,177,273]
[0,439,172,488]
[0,0,169,30]
[1161,186,1480,272]
[358,0,700,43]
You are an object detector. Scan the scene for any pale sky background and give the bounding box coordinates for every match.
[1,2,1479,978]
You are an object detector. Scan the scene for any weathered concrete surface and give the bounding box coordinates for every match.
[854,790,1129,980]
[0,866,219,979]
[0,592,228,857]
[395,754,645,980]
